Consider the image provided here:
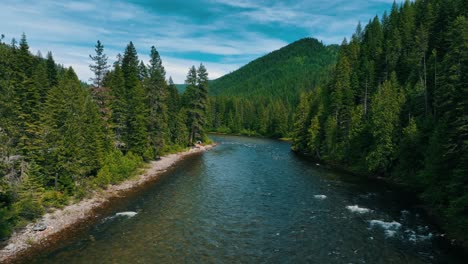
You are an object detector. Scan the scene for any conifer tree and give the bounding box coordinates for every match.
[14,162,44,220]
[89,40,109,88]
[146,46,169,156]
[46,51,58,88]
[185,64,209,144]
[121,42,148,156]
[40,68,105,191]
[110,59,127,149]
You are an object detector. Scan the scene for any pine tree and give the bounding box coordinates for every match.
[89,40,109,88]
[138,60,148,82]
[146,46,169,156]
[40,68,105,191]
[110,63,127,150]
[14,161,44,220]
[121,42,148,156]
[292,93,311,151]
[185,64,208,145]
[17,33,33,77]
[46,51,58,88]
[366,74,405,173]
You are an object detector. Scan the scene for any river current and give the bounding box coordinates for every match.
[32,135,463,263]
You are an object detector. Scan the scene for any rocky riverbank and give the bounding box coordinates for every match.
[0,144,216,263]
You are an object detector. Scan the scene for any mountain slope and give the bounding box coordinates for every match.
[206,38,339,138]
[209,38,339,101]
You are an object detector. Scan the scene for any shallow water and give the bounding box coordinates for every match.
[31,135,463,263]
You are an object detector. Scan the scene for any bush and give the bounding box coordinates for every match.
[213,126,231,134]
[239,129,259,137]
[42,190,69,208]
[14,198,44,221]
[0,206,17,239]
[202,134,213,144]
[0,183,17,239]
[93,150,143,188]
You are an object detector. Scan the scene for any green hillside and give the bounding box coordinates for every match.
[207,38,339,137]
[210,38,338,101]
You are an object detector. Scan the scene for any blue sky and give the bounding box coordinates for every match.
[1,0,396,83]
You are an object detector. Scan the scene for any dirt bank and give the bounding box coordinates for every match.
[0,144,216,263]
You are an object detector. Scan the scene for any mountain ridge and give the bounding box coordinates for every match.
[209,37,339,100]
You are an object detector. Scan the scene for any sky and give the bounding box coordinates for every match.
[1,0,397,83]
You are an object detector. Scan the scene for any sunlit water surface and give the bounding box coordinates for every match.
[32,135,463,263]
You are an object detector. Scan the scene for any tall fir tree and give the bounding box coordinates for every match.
[185,64,208,144]
[89,40,109,88]
[121,42,148,156]
[146,46,169,156]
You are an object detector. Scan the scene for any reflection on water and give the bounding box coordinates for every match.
[32,135,463,263]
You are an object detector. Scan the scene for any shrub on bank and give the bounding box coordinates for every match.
[93,150,143,188]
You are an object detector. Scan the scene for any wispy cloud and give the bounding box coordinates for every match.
[1,0,395,83]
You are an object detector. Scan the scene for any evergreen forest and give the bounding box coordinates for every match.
[0,0,466,250]
[291,0,467,243]
[0,37,210,238]
[206,0,467,244]
[207,38,339,137]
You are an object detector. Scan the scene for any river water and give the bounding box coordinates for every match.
[32,135,463,263]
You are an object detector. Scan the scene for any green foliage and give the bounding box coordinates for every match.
[41,190,69,208]
[210,38,338,99]
[121,42,149,156]
[93,150,142,187]
[145,46,169,157]
[184,64,209,144]
[208,38,338,137]
[40,68,107,191]
[89,40,109,88]
[0,180,16,239]
[366,74,405,173]
[291,0,468,244]
[0,35,204,239]
[14,162,45,221]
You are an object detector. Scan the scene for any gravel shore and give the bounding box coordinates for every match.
[0,144,215,263]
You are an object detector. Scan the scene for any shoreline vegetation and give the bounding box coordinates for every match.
[1,35,213,259]
[0,143,215,263]
[204,0,467,249]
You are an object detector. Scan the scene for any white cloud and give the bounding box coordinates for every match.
[1,0,395,83]
[62,1,96,12]
[162,56,242,83]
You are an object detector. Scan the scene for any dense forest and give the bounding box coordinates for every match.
[0,36,209,238]
[292,0,467,243]
[207,38,339,137]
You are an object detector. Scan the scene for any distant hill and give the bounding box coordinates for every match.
[206,38,340,138]
[209,38,339,101]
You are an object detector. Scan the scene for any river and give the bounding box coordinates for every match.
[30,135,463,263]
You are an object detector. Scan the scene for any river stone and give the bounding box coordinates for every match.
[33,223,47,231]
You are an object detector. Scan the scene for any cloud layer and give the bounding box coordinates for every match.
[1,0,396,83]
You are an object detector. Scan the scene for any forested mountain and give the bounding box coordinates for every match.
[210,38,339,99]
[0,36,209,238]
[292,0,467,243]
[207,38,339,137]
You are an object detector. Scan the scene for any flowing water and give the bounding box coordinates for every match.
[31,135,463,263]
